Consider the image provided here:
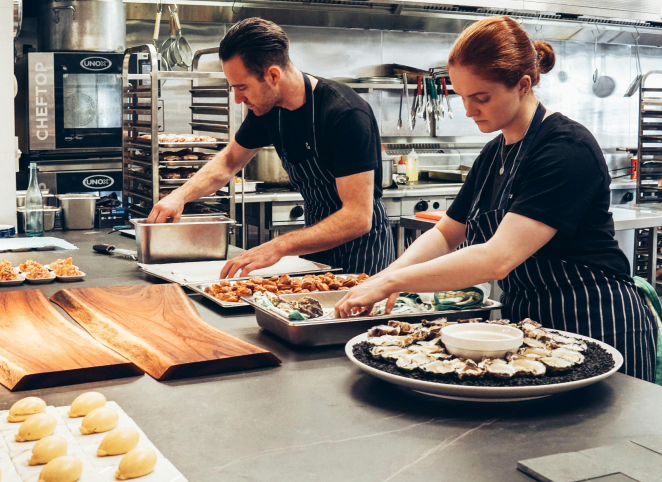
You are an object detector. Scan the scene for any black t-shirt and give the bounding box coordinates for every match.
[446,112,631,277]
[235,76,383,198]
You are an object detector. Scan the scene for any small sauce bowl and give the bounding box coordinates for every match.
[441,323,523,362]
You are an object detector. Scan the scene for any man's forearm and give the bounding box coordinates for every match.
[173,149,241,203]
[270,207,370,258]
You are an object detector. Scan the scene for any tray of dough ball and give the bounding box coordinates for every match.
[0,393,186,482]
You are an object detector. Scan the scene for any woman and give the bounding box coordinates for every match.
[335,16,657,382]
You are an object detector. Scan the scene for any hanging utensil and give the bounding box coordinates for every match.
[152,2,161,50]
[169,5,192,69]
[397,83,403,130]
[416,76,423,119]
[422,77,428,131]
[425,79,433,133]
[441,77,453,119]
[592,27,600,83]
[403,74,412,131]
[160,13,174,71]
[411,76,420,129]
[436,78,445,119]
[625,30,643,97]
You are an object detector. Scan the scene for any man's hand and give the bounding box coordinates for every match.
[146,192,186,224]
[334,273,399,318]
[220,239,285,279]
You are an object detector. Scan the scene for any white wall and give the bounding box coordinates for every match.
[0,0,17,227]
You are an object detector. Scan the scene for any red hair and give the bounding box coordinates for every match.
[448,16,555,88]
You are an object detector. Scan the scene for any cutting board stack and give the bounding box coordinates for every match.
[0,285,280,391]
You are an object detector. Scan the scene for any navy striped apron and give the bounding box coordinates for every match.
[276,73,395,275]
[465,103,657,382]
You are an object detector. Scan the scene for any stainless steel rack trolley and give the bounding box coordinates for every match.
[635,70,662,285]
[121,45,245,245]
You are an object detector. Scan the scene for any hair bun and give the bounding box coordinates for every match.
[534,40,555,75]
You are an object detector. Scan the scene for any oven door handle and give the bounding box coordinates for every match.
[52,5,75,24]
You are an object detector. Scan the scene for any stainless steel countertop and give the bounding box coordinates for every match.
[232,178,634,203]
[0,230,659,482]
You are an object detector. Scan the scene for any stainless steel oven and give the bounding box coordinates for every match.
[15,52,124,155]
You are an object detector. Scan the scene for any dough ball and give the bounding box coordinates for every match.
[79,407,118,435]
[97,427,140,457]
[115,447,157,480]
[29,435,68,465]
[38,456,83,482]
[8,397,47,422]
[15,413,57,442]
[67,392,106,418]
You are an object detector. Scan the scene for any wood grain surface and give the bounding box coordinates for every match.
[0,290,142,391]
[51,284,281,380]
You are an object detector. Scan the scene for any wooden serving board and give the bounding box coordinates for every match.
[0,290,141,391]
[51,284,281,380]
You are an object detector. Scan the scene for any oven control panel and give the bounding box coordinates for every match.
[402,196,454,216]
[271,202,306,226]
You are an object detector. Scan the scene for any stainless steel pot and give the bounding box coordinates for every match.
[244,146,291,187]
[382,159,393,188]
[38,0,126,52]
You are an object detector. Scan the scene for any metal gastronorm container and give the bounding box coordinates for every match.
[130,216,236,264]
[242,291,502,347]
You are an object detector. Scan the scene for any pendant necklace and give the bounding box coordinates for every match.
[499,141,516,175]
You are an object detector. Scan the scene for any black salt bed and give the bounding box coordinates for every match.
[352,341,615,387]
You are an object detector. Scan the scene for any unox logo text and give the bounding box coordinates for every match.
[83,175,114,189]
[80,57,112,71]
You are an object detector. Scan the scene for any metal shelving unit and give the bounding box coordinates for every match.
[121,45,244,245]
[635,71,662,285]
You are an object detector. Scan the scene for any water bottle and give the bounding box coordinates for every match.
[25,162,44,237]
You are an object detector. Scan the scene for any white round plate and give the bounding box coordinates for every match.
[24,273,56,284]
[55,271,85,282]
[345,330,623,402]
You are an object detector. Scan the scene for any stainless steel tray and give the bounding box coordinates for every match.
[242,291,503,346]
[186,268,347,308]
[130,215,235,264]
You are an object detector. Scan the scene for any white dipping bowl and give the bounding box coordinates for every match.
[441,323,524,362]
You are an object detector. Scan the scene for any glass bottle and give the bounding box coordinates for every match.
[25,162,44,237]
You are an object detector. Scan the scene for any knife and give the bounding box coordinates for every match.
[93,244,137,260]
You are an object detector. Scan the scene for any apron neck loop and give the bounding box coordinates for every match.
[302,72,319,158]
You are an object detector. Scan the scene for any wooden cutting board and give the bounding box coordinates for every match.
[0,290,141,391]
[51,284,281,380]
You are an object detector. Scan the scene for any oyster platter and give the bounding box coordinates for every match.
[346,318,623,401]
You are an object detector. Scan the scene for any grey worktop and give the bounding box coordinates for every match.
[233,178,634,204]
[1,230,661,482]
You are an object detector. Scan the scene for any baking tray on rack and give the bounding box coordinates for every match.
[131,137,225,149]
[140,256,340,287]
[241,291,503,346]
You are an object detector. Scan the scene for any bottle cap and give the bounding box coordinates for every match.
[399,157,406,164]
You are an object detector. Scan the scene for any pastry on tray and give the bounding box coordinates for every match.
[204,273,369,303]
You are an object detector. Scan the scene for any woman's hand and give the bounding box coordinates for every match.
[334,274,400,318]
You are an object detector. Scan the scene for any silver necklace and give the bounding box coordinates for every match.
[497,102,541,176]
[499,141,517,175]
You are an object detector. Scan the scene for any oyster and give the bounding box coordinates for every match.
[387,320,415,334]
[484,359,517,379]
[410,327,432,342]
[366,335,414,348]
[396,352,437,370]
[548,339,587,352]
[523,337,548,350]
[422,318,448,327]
[409,344,444,356]
[292,297,323,318]
[509,356,546,376]
[367,325,400,337]
[432,352,454,360]
[551,348,585,365]
[457,318,482,323]
[488,319,513,326]
[457,359,485,379]
[519,347,552,359]
[519,318,543,329]
[419,360,456,376]
[370,345,409,361]
[539,356,574,372]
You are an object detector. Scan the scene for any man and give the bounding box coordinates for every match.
[147,18,395,278]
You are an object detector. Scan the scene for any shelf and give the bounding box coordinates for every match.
[128,71,227,81]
